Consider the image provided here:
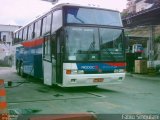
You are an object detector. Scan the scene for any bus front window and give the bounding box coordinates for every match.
[64,27,125,61]
[65,27,99,61]
[99,28,124,61]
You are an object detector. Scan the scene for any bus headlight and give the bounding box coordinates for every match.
[71,70,78,74]
[66,70,84,74]
[77,70,84,74]
[114,69,125,73]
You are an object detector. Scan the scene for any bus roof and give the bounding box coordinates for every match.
[14,2,120,33]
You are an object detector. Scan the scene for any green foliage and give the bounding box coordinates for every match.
[155,36,160,43]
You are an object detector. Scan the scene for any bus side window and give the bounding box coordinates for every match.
[23,27,28,41]
[52,35,56,58]
[44,36,51,61]
[28,24,34,40]
[42,13,52,35]
[19,30,23,42]
[32,31,35,39]
[15,32,18,43]
[34,20,41,38]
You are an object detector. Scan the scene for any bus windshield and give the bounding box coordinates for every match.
[64,6,122,27]
[65,26,125,61]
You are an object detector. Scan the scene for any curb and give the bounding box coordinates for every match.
[127,73,160,81]
[18,113,97,120]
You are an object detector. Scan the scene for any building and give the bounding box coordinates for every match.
[123,2,160,69]
[0,24,21,45]
[126,0,137,13]
[0,24,21,65]
[125,0,156,14]
[135,0,154,12]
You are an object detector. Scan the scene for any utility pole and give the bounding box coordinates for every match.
[148,25,155,68]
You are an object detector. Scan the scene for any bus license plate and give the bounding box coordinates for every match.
[93,78,104,82]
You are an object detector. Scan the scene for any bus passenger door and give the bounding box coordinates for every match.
[43,35,53,85]
[51,35,57,84]
[56,32,64,84]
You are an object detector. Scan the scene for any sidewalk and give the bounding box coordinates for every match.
[126,72,160,81]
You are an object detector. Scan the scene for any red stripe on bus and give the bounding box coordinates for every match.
[107,62,126,67]
[0,89,6,96]
[21,38,44,48]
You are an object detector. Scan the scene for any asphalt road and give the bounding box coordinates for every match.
[0,67,160,119]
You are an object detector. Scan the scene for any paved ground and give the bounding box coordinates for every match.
[0,67,160,119]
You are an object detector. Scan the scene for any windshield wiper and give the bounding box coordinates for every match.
[88,41,95,51]
[100,37,116,61]
[88,34,95,51]
[103,48,116,61]
[75,16,85,23]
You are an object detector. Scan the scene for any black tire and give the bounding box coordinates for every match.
[17,62,20,75]
[19,62,25,77]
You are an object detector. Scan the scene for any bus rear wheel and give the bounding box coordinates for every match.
[19,62,25,77]
[16,61,20,75]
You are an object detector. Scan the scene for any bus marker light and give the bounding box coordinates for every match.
[119,77,123,80]
[66,70,71,74]
[78,70,84,74]
[71,79,76,83]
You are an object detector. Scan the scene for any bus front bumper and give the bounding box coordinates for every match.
[62,73,125,87]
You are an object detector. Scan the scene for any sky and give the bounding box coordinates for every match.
[0,0,127,26]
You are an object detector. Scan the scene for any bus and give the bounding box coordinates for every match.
[13,3,126,87]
